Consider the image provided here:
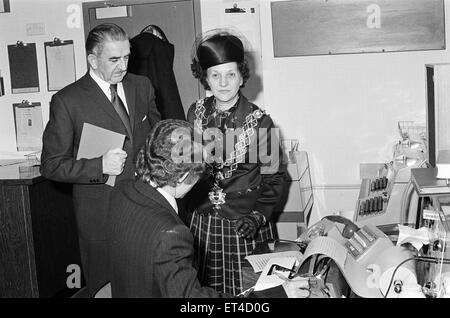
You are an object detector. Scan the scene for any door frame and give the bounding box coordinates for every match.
[81,0,203,99]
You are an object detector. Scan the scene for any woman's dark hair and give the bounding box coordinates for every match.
[136,119,205,187]
[191,59,250,91]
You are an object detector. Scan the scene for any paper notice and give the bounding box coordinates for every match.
[254,257,298,291]
[245,251,303,273]
[13,102,43,151]
[299,236,348,269]
[76,123,125,187]
[45,41,76,91]
[396,224,432,251]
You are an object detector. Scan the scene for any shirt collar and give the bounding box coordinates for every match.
[148,179,178,214]
[89,68,123,99]
[156,187,178,214]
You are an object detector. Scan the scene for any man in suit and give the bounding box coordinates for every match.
[40,23,161,297]
[107,119,311,298]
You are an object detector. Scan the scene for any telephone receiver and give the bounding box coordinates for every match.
[323,215,360,239]
[299,215,360,243]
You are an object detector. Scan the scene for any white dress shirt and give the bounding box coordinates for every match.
[89,69,129,114]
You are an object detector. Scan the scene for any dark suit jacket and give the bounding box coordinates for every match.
[129,32,186,120]
[41,72,161,241]
[107,179,286,298]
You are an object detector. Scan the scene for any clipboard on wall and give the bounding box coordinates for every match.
[13,100,44,151]
[8,41,40,93]
[221,1,261,54]
[44,38,76,91]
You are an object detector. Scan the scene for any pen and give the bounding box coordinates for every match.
[274,273,313,297]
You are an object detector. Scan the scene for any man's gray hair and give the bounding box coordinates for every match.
[85,23,128,56]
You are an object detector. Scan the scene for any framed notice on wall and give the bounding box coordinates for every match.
[271,0,445,57]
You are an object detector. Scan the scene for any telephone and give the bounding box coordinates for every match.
[297,215,359,246]
[297,215,418,298]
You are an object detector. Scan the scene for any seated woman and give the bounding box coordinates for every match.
[106,119,309,298]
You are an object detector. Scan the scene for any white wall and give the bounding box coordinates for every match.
[200,0,450,223]
[1,0,449,223]
[0,0,96,158]
[261,1,450,223]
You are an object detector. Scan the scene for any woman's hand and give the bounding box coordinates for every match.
[234,211,265,239]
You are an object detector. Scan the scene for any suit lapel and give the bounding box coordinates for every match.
[79,73,132,140]
[122,75,136,133]
[79,73,124,129]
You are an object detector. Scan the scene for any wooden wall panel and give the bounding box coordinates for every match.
[272,0,445,57]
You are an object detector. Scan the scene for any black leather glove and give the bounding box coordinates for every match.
[234,211,266,239]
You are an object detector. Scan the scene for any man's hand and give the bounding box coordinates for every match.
[234,212,264,239]
[282,277,310,298]
[102,148,127,176]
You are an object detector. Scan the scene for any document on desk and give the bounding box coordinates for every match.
[0,159,27,166]
[76,123,125,187]
[245,251,303,273]
[254,257,299,291]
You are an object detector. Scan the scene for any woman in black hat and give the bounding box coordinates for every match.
[185,29,285,295]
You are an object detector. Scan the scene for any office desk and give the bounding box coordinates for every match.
[241,242,350,297]
[0,162,81,297]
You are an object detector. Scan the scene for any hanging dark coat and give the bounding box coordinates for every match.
[128,32,186,120]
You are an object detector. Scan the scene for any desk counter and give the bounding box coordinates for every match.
[0,162,81,298]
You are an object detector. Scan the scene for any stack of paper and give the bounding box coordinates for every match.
[245,250,303,273]
[76,123,125,187]
[253,256,300,291]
